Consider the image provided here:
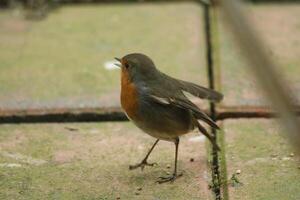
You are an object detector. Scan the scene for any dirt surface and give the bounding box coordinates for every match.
[222,119,300,200]
[0,122,213,199]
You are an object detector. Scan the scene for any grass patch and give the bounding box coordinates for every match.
[0,2,207,109]
[219,4,300,106]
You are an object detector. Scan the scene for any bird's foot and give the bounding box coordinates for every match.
[157,172,183,184]
[129,160,157,171]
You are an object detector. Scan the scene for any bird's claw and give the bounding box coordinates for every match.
[156,172,183,184]
[129,160,157,171]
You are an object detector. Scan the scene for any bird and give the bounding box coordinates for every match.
[115,53,223,183]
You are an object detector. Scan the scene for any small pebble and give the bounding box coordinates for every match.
[271,154,278,158]
[64,127,78,131]
[282,157,291,161]
[236,169,241,174]
[166,171,171,175]
[289,153,294,157]
[137,187,142,191]
[135,192,140,195]
[166,164,171,169]
[190,158,194,162]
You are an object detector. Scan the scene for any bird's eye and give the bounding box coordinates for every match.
[124,63,130,69]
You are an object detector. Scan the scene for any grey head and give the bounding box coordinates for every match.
[115,53,159,83]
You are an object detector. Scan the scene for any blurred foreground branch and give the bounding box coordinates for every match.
[217,0,300,153]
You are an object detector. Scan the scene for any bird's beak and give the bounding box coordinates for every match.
[114,57,122,67]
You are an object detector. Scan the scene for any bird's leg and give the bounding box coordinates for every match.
[129,139,159,171]
[157,137,183,184]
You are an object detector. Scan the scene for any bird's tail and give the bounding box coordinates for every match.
[195,120,221,151]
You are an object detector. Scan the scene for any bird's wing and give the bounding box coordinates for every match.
[159,73,223,102]
[149,92,219,129]
[177,79,223,102]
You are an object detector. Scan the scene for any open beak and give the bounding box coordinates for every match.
[114,57,122,67]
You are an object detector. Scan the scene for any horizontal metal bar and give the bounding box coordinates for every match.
[217,105,300,120]
[0,107,128,123]
[1,105,300,124]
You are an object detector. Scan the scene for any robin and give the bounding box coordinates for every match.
[115,53,223,183]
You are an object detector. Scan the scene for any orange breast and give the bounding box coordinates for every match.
[120,69,139,120]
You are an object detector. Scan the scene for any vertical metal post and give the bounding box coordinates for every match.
[203,2,221,200]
